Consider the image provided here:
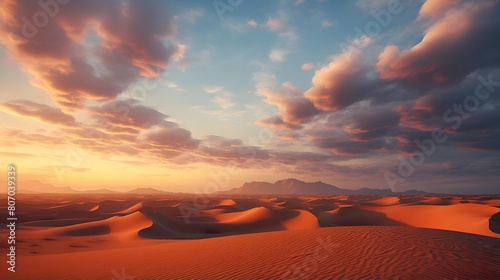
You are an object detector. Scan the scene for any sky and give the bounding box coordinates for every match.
[0,0,499,194]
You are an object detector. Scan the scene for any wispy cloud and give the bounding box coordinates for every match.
[265,17,284,32]
[294,0,306,6]
[165,80,185,92]
[321,20,334,27]
[203,85,224,93]
[212,92,236,109]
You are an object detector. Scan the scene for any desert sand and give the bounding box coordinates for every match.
[0,194,498,279]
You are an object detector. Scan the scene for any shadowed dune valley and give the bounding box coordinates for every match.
[1,0,500,279]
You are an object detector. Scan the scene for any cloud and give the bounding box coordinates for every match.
[185,7,203,23]
[0,0,184,110]
[417,0,459,21]
[202,85,236,109]
[264,18,284,32]
[1,99,77,127]
[88,99,168,132]
[258,82,320,129]
[253,70,277,89]
[0,151,41,158]
[377,1,500,85]
[222,18,254,33]
[325,105,401,141]
[142,122,200,151]
[191,106,245,121]
[356,0,392,10]
[252,0,499,164]
[247,20,258,27]
[0,128,65,146]
[294,0,306,6]
[212,91,235,109]
[308,128,397,156]
[321,20,334,28]
[164,80,184,92]
[389,69,500,151]
[256,115,301,130]
[301,63,314,71]
[269,30,298,63]
[269,49,286,62]
[304,47,385,111]
[203,85,224,93]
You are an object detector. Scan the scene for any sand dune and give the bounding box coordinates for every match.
[419,196,448,205]
[318,206,407,227]
[114,202,143,214]
[363,203,500,238]
[215,206,274,223]
[366,196,400,206]
[280,209,319,230]
[8,194,500,239]
[7,226,498,279]
[43,211,152,240]
[3,194,498,279]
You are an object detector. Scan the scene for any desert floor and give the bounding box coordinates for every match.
[1,194,499,279]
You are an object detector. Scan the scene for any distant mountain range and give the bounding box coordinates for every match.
[220,178,427,195]
[14,180,175,194]
[12,178,427,195]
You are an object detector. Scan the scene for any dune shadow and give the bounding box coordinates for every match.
[317,207,407,227]
[488,212,500,233]
[138,207,289,239]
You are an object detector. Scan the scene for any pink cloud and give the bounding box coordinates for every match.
[247,20,258,27]
[265,18,284,32]
[0,0,184,110]
[142,122,200,151]
[88,99,167,132]
[0,99,77,127]
[301,63,314,71]
[377,1,500,84]
[417,0,459,21]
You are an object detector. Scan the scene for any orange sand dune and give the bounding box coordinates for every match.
[215,206,274,223]
[2,194,498,279]
[419,196,448,205]
[114,202,143,214]
[6,226,497,279]
[138,205,319,239]
[43,211,152,240]
[363,203,500,238]
[366,196,400,206]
